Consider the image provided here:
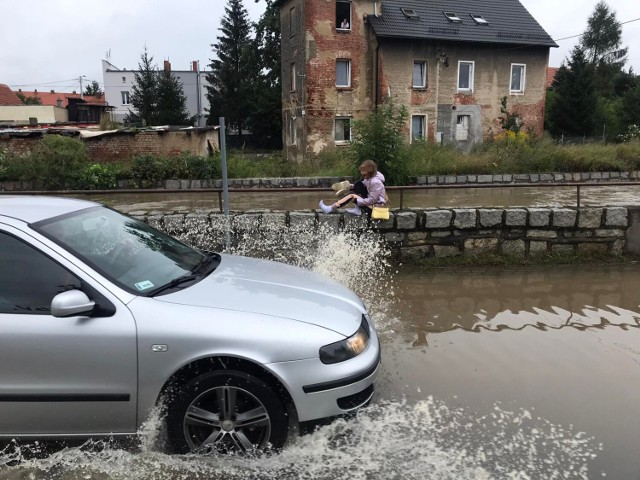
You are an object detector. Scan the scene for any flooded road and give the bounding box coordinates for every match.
[72,183,640,213]
[2,227,640,478]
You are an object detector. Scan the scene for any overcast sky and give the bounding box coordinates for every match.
[0,0,637,94]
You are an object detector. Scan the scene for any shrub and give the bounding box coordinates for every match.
[81,163,120,189]
[130,154,166,187]
[28,134,91,189]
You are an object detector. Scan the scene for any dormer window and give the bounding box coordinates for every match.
[471,14,489,25]
[401,7,418,18]
[444,12,461,23]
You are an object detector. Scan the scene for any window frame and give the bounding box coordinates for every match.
[470,14,489,25]
[336,1,352,31]
[510,63,526,94]
[411,114,427,142]
[412,61,428,89]
[457,61,474,92]
[290,62,296,92]
[334,116,352,144]
[336,59,351,88]
[289,116,297,146]
[456,114,471,141]
[121,91,130,105]
[289,6,296,37]
[444,12,462,23]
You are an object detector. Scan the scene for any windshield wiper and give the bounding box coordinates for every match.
[191,252,221,274]
[147,274,203,297]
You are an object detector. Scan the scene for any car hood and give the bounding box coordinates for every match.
[153,254,365,336]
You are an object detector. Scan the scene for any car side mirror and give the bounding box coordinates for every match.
[51,290,96,318]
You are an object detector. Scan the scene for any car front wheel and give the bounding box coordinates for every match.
[167,370,288,454]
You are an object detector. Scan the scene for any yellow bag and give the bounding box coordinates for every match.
[371,206,390,220]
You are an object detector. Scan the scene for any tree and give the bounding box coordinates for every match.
[580,1,627,96]
[246,0,282,148]
[84,80,102,97]
[547,46,597,138]
[498,96,523,134]
[16,92,42,105]
[129,47,159,126]
[206,0,254,139]
[156,68,192,125]
[620,83,640,129]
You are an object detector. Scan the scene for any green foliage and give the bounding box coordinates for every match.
[580,1,627,68]
[84,80,102,97]
[498,96,523,134]
[0,148,7,178]
[81,163,119,189]
[25,135,92,189]
[15,92,42,105]
[206,0,255,138]
[128,48,159,126]
[130,154,166,187]
[156,69,192,125]
[350,101,409,185]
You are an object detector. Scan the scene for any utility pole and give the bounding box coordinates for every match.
[79,75,86,99]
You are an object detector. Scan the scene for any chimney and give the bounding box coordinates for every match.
[192,61,198,72]
[72,90,76,94]
[50,89,55,93]
[164,60,171,71]
[34,89,38,93]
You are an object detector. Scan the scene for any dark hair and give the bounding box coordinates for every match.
[359,159,377,179]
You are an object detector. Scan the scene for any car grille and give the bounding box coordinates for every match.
[337,384,374,410]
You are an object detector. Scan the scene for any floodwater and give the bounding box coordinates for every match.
[71,184,640,214]
[2,217,640,478]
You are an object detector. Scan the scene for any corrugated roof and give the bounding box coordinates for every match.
[368,0,557,48]
[0,84,23,106]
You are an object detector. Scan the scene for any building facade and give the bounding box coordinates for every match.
[102,59,211,126]
[277,0,557,160]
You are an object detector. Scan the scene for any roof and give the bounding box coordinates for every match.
[0,84,23,106]
[368,0,557,48]
[546,66,559,88]
[15,90,107,108]
[0,196,98,224]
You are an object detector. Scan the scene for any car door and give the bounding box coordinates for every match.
[0,226,138,436]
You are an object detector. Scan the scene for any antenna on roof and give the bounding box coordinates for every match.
[106,49,111,60]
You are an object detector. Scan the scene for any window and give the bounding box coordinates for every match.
[121,91,130,105]
[290,6,296,36]
[336,59,351,87]
[401,7,418,18]
[456,115,470,141]
[121,76,126,83]
[444,12,461,23]
[289,116,297,145]
[413,61,427,88]
[0,232,81,314]
[457,61,474,92]
[510,64,526,94]
[470,14,488,24]
[335,117,351,143]
[336,1,351,30]
[411,115,427,141]
[290,63,296,92]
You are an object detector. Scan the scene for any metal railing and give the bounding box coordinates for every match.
[2,181,639,211]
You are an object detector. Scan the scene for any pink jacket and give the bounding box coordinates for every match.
[356,172,387,207]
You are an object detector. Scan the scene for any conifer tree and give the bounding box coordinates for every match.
[206,0,254,138]
[129,48,159,126]
[84,80,102,97]
[156,68,192,125]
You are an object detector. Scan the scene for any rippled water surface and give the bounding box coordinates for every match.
[3,225,640,479]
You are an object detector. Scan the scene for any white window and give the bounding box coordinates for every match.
[411,115,427,141]
[335,117,351,143]
[290,63,296,92]
[121,91,130,105]
[413,61,427,88]
[457,61,474,92]
[444,12,461,23]
[336,1,351,30]
[510,64,526,94]
[336,59,351,87]
[289,116,297,145]
[456,115,470,141]
[471,14,489,24]
[121,76,126,83]
[401,8,418,18]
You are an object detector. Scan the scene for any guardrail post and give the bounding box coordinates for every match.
[577,185,581,209]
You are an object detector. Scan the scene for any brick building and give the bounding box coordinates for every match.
[276,0,557,160]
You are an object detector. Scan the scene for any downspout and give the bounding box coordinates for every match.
[375,42,380,110]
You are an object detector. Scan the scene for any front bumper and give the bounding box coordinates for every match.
[267,327,381,422]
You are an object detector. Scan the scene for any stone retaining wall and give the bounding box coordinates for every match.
[3,170,640,191]
[133,206,640,263]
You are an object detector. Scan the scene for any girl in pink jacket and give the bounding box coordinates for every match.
[320,160,387,216]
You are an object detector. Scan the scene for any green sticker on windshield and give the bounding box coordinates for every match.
[135,280,155,291]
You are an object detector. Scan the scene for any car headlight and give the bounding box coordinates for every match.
[320,317,370,364]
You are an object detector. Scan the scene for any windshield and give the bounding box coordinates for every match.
[33,206,217,296]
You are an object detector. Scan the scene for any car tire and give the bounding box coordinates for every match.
[167,370,289,454]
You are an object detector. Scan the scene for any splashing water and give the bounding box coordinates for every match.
[0,223,600,479]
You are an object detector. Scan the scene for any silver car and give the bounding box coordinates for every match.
[0,196,380,453]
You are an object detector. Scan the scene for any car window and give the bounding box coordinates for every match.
[0,232,82,314]
[33,206,211,295]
